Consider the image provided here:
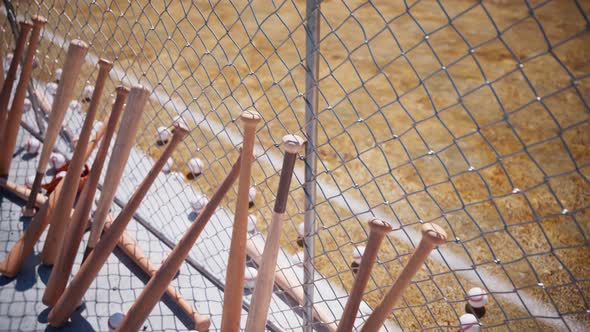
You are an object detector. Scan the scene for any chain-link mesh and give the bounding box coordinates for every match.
[2,0,589,331]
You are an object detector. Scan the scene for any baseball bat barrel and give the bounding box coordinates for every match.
[359,223,447,332]
[244,134,305,331]
[82,85,149,260]
[0,21,32,143]
[336,219,393,332]
[111,222,210,330]
[220,110,261,331]
[41,86,127,305]
[0,29,4,90]
[21,39,88,216]
[0,127,105,278]
[48,123,188,327]
[40,58,113,269]
[0,16,46,176]
[116,151,243,332]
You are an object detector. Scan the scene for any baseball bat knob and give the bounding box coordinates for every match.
[70,39,89,51]
[368,218,393,234]
[240,109,261,125]
[98,58,113,70]
[171,122,190,141]
[31,15,47,26]
[421,223,447,246]
[282,134,305,154]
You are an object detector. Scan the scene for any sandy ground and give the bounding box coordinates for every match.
[3,0,589,330]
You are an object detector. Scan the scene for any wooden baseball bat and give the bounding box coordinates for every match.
[244,134,305,331]
[0,178,205,328]
[0,28,4,91]
[109,221,211,331]
[48,123,188,327]
[41,85,127,306]
[20,39,88,217]
[82,85,149,260]
[336,219,393,332]
[359,223,447,331]
[220,110,261,331]
[0,125,105,278]
[115,151,244,332]
[0,16,45,176]
[40,59,113,268]
[0,21,32,142]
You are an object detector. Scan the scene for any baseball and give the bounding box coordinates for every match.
[108,312,125,331]
[247,214,257,233]
[297,223,305,237]
[54,67,62,82]
[352,246,365,264]
[25,175,35,189]
[23,98,32,113]
[69,100,82,113]
[244,266,258,289]
[162,157,173,174]
[187,157,204,176]
[46,82,58,96]
[24,136,41,154]
[156,126,171,145]
[191,194,209,214]
[49,152,67,169]
[459,313,480,332]
[83,84,94,102]
[467,287,488,308]
[248,186,256,206]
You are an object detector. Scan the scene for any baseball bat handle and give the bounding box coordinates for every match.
[336,219,393,332]
[360,223,447,332]
[245,134,305,331]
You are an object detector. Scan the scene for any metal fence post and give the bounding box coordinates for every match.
[303,0,321,331]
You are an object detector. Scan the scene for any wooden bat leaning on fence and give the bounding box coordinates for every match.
[336,219,393,332]
[115,149,245,332]
[20,39,88,217]
[220,110,261,331]
[0,122,106,278]
[0,16,46,177]
[40,58,113,268]
[48,122,189,327]
[41,85,128,307]
[244,134,305,331]
[82,86,149,261]
[0,21,32,141]
[359,223,447,331]
[0,178,204,328]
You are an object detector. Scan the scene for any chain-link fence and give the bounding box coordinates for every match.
[2,0,589,331]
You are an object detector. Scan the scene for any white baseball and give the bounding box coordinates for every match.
[162,157,173,174]
[188,158,204,175]
[54,68,63,81]
[248,186,256,204]
[108,312,125,331]
[23,98,32,113]
[352,246,365,264]
[25,175,36,189]
[297,223,305,237]
[156,126,171,143]
[46,82,58,96]
[83,84,95,100]
[69,100,82,113]
[467,287,488,308]
[244,266,258,289]
[459,313,480,332]
[49,152,66,169]
[191,194,209,213]
[247,214,257,234]
[24,136,41,154]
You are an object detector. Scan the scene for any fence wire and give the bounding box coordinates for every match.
[2,0,589,331]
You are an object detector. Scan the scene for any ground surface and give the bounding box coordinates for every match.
[2,0,589,331]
